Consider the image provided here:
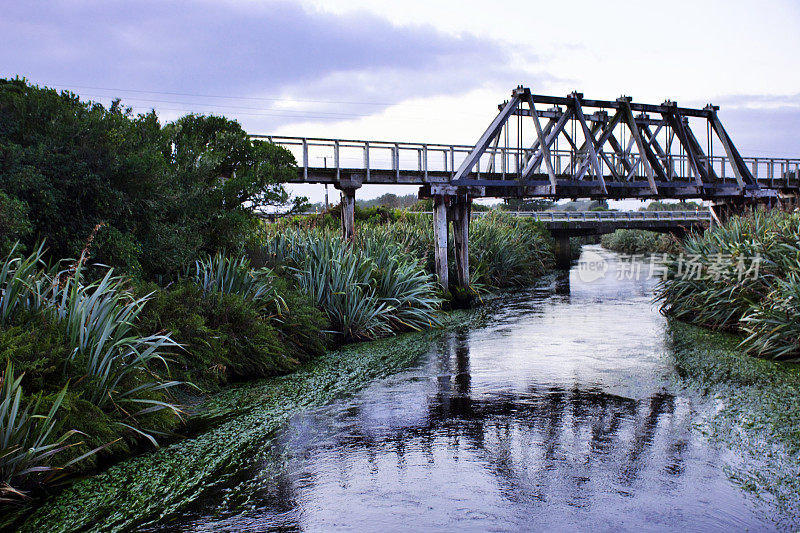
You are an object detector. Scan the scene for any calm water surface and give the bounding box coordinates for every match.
[162,246,781,532]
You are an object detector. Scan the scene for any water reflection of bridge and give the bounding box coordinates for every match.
[251,327,725,532]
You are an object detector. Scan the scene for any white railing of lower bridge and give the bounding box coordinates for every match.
[254,135,800,187]
[475,210,711,222]
[411,210,711,222]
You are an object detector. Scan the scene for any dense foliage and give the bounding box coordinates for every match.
[657,210,800,361]
[0,78,303,279]
[260,227,442,340]
[600,229,679,254]
[0,245,183,498]
[260,211,554,300]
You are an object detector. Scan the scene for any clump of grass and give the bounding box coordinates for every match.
[262,210,554,291]
[657,210,800,360]
[193,253,274,302]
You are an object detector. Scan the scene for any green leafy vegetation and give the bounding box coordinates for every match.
[0,362,82,502]
[261,211,554,293]
[0,77,305,280]
[0,78,560,507]
[260,228,442,340]
[658,210,800,360]
[5,319,470,532]
[0,244,185,497]
[600,229,679,254]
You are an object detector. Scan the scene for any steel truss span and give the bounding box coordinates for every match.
[254,87,800,201]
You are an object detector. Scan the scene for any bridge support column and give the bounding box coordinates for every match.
[554,234,572,270]
[335,175,362,242]
[450,197,471,289]
[433,195,449,289]
[340,189,356,242]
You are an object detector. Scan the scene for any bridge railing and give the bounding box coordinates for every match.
[255,135,800,187]
[489,210,712,222]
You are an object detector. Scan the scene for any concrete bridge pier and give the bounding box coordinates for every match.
[553,233,572,270]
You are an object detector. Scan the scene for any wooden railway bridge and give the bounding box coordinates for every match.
[255,86,800,288]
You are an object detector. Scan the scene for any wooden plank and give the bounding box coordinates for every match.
[451,198,470,289]
[340,189,356,242]
[433,196,449,289]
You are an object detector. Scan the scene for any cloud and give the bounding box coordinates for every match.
[0,0,542,128]
[711,93,800,110]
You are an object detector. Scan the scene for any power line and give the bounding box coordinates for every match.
[78,93,374,119]
[47,83,399,107]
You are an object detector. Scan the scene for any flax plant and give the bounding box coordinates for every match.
[0,362,88,501]
[658,210,800,360]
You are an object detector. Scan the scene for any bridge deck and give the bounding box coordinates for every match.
[255,136,800,200]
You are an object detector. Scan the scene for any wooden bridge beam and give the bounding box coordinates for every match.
[450,197,471,289]
[433,194,449,289]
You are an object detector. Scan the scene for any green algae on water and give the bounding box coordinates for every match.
[665,320,800,528]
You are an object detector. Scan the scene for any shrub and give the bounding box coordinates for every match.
[135,279,328,387]
[260,228,442,340]
[601,229,678,254]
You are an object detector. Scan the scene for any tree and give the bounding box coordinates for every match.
[502,198,554,211]
[0,78,302,280]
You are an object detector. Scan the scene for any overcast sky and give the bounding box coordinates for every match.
[3,0,799,203]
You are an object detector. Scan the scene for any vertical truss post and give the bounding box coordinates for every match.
[302,139,308,180]
[364,141,370,181]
